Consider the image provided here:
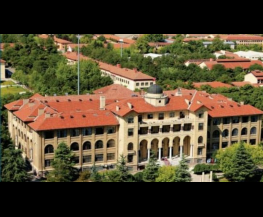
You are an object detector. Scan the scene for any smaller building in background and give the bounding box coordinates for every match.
[214,50,239,59]
[245,70,263,86]
[1,59,6,80]
[234,51,263,61]
[193,82,232,89]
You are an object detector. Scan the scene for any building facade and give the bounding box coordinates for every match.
[245,70,263,86]
[5,84,263,176]
[1,59,6,80]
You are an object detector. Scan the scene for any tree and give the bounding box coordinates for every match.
[1,146,28,182]
[156,166,177,182]
[174,155,192,182]
[135,37,150,54]
[231,142,256,182]
[116,155,130,182]
[46,142,76,182]
[90,163,102,182]
[143,151,159,182]
[144,34,165,42]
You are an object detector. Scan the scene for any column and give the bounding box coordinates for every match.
[169,147,172,160]
[190,144,194,158]
[148,127,151,134]
[180,146,183,159]
[158,148,161,161]
[159,126,162,134]
[147,149,150,161]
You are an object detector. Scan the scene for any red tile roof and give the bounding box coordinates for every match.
[54,36,72,44]
[98,62,155,81]
[183,38,214,42]
[251,70,263,78]
[103,35,135,44]
[225,35,263,41]
[203,59,263,70]
[63,52,90,61]
[39,34,49,39]
[193,82,232,89]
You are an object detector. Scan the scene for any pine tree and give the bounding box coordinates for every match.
[174,155,192,182]
[2,146,29,182]
[231,142,256,182]
[143,151,159,182]
[116,155,130,182]
[90,163,102,182]
[46,142,76,182]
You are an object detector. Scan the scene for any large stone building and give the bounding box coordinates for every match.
[5,84,263,176]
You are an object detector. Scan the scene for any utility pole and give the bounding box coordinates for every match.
[77,34,80,95]
[120,39,123,58]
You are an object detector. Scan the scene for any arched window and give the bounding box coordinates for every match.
[222,129,229,137]
[232,129,238,137]
[83,141,91,150]
[198,136,203,144]
[45,145,54,154]
[251,127,257,135]
[128,143,134,151]
[107,140,115,148]
[213,130,220,138]
[241,128,247,135]
[71,142,79,151]
[207,131,210,139]
[95,140,103,149]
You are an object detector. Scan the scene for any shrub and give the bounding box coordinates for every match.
[212,173,219,182]
[193,164,221,174]
[134,172,144,182]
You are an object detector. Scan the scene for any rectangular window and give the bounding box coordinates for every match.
[57,130,67,138]
[107,127,115,134]
[232,117,239,124]
[242,116,249,123]
[150,82,153,85]
[251,116,258,122]
[83,128,92,136]
[44,131,54,139]
[141,83,144,86]
[95,127,104,135]
[250,139,256,145]
[198,148,203,156]
[223,118,230,125]
[128,129,134,137]
[136,83,139,86]
[222,142,228,149]
[95,154,103,162]
[145,82,149,86]
[71,129,80,137]
[198,123,204,131]
[159,113,164,120]
[170,112,175,118]
[213,118,221,125]
[128,117,134,124]
[73,156,80,164]
[128,155,133,163]
[173,124,181,132]
[83,155,92,163]
[199,113,204,118]
[151,126,160,134]
[183,124,192,131]
[45,159,52,168]
[107,153,115,161]
[148,114,153,119]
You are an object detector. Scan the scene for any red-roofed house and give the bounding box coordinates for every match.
[224,35,263,45]
[245,70,263,86]
[4,84,263,176]
[199,58,263,70]
[1,59,6,80]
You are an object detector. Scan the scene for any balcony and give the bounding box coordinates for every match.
[139,117,193,127]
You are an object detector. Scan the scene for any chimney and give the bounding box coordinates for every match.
[116,106,120,111]
[227,98,232,101]
[240,101,244,105]
[45,94,48,97]
[117,64,121,68]
[175,88,182,96]
[100,96,106,110]
[133,68,138,73]
[65,93,68,96]
[127,103,133,109]
[210,58,213,62]
[38,108,44,116]
[45,113,51,118]
[23,99,29,105]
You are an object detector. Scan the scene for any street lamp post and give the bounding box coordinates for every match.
[77,34,81,95]
[119,39,123,58]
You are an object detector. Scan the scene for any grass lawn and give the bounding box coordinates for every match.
[219,178,230,182]
[1,86,28,96]
[1,81,16,86]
